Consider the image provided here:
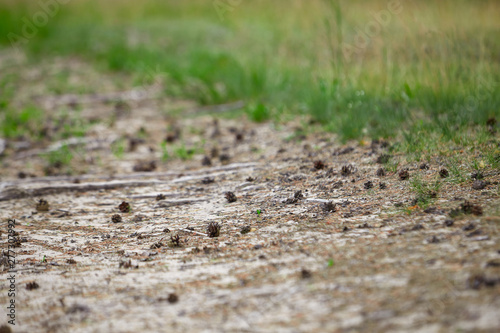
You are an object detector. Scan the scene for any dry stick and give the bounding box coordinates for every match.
[0,180,166,201]
[155,198,207,207]
[178,228,208,237]
[4,162,259,186]
[0,162,259,201]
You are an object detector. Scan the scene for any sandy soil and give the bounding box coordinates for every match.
[0,53,499,333]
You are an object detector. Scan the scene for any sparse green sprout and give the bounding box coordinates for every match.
[160,141,169,161]
[327,259,334,267]
[1,106,43,139]
[409,176,441,207]
[246,103,271,123]
[112,139,126,158]
[41,255,46,263]
[256,209,261,216]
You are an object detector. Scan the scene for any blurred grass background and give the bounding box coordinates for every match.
[0,0,499,144]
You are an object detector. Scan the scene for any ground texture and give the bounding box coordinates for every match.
[0,54,500,333]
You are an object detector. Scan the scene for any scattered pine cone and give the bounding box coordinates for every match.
[170,234,181,247]
[321,201,336,212]
[207,222,221,237]
[419,163,430,170]
[111,214,122,223]
[461,201,483,215]
[341,164,355,176]
[225,192,237,203]
[118,201,131,213]
[26,281,40,290]
[201,156,212,166]
[313,160,325,170]
[398,168,410,180]
[439,168,449,178]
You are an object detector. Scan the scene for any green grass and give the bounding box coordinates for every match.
[0,0,499,143]
[0,106,43,139]
[42,144,73,169]
[111,139,126,159]
[409,175,442,208]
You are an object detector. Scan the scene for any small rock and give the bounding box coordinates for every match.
[36,199,50,212]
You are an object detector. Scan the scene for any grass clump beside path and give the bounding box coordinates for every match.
[0,0,499,148]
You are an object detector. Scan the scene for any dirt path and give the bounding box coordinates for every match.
[1,53,499,333]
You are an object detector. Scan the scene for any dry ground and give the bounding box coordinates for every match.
[1,53,500,333]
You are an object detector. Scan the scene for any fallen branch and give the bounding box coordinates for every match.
[154,198,207,207]
[3,162,259,186]
[178,228,208,237]
[0,180,166,201]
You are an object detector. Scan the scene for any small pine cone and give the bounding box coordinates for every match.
[111,214,122,223]
[207,222,221,237]
[225,191,237,203]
